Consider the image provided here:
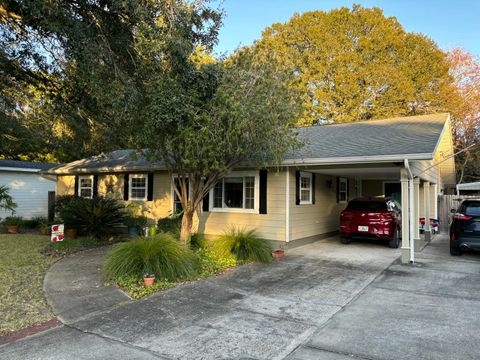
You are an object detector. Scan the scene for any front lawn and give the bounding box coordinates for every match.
[0,234,55,336]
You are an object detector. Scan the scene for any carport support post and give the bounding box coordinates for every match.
[413,178,422,252]
[424,181,431,242]
[400,170,410,264]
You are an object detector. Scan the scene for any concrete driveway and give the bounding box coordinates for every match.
[1,235,479,359]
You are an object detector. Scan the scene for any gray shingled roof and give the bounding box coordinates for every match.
[45,113,449,174]
[0,159,59,171]
[286,113,448,161]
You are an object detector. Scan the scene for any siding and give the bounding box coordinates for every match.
[289,169,352,241]
[198,170,286,241]
[0,171,55,219]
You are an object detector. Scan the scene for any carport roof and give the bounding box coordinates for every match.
[44,113,449,174]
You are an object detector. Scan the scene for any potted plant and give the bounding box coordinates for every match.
[39,218,51,236]
[3,216,23,234]
[272,249,285,260]
[124,216,147,237]
[142,270,155,287]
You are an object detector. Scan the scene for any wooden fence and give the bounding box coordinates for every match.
[438,194,479,231]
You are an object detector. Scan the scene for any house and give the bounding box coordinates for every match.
[456,181,480,196]
[44,113,456,264]
[0,160,58,219]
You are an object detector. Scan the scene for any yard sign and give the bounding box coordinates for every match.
[51,224,65,242]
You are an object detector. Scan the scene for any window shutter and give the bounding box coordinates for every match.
[336,177,340,203]
[147,173,154,201]
[259,169,267,214]
[295,171,300,205]
[312,173,316,204]
[202,178,209,212]
[74,175,79,196]
[123,174,129,201]
[346,178,350,201]
[93,175,98,198]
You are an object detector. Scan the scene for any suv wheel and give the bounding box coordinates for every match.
[450,247,462,256]
[388,228,400,248]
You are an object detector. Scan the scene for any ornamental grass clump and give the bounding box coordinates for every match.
[104,233,197,282]
[216,227,273,264]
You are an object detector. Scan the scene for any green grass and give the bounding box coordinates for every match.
[44,236,124,256]
[0,234,56,336]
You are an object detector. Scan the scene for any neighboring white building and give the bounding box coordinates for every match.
[0,160,58,219]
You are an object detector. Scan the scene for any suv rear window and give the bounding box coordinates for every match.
[464,202,480,216]
[346,201,387,211]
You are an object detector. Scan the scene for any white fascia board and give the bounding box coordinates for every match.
[0,167,40,173]
[282,153,434,166]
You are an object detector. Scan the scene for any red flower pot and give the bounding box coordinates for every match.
[65,228,77,239]
[7,225,18,234]
[272,249,285,260]
[143,277,155,287]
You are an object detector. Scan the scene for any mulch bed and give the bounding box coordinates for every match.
[0,318,61,346]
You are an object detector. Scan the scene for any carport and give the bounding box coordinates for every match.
[297,161,440,263]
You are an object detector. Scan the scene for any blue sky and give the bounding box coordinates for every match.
[214,0,480,56]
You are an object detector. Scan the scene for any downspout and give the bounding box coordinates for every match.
[285,168,290,244]
[404,159,415,264]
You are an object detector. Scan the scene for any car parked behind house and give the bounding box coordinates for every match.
[450,199,480,256]
[340,197,402,248]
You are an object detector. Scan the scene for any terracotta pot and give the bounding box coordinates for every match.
[65,228,78,239]
[143,277,155,287]
[7,225,18,234]
[41,227,51,236]
[272,249,285,260]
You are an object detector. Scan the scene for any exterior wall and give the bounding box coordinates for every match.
[0,171,55,219]
[288,169,353,242]
[198,170,286,241]
[435,118,456,186]
[57,175,76,195]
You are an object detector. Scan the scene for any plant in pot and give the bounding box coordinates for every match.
[272,249,285,260]
[142,270,155,287]
[3,216,23,234]
[39,218,51,236]
[124,215,147,237]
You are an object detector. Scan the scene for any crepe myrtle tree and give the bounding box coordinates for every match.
[139,48,302,244]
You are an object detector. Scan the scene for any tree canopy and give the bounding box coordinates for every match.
[252,5,460,125]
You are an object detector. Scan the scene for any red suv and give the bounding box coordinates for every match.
[340,197,402,248]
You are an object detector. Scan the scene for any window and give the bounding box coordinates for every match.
[300,172,313,204]
[129,174,148,200]
[210,172,258,212]
[173,176,189,213]
[78,175,93,199]
[338,177,348,203]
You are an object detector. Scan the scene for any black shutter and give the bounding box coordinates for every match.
[147,173,154,201]
[295,171,300,205]
[346,178,350,201]
[123,174,129,200]
[74,175,79,196]
[259,169,267,214]
[202,178,210,212]
[93,175,98,198]
[312,173,316,204]
[336,177,340,203]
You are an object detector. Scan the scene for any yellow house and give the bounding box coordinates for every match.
[44,113,456,264]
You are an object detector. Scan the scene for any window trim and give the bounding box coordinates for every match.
[338,177,348,204]
[129,173,148,201]
[78,175,94,199]
[299,172,313,205]
[209,171,259,213]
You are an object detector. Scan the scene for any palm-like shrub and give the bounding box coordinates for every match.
[216,227,273,263]
[0,185,17,218]
[59,196,126,239]
[104,233,198,281]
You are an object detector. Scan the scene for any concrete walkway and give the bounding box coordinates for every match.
[1,235,479,359]
[43,246,131,323]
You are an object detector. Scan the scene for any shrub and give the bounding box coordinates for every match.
[104,233,198,281]
[58,197,126,239]
[215,227,273,263]
[157,214,182,235]
[3,216,23,227]
[0,185,17,218]
[23,217,46,229]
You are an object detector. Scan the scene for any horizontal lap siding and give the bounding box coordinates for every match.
[0,172,55,219]
[198,170,286,241]
[289,170,350,241]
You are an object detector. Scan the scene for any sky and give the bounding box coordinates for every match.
[213,0,480,56]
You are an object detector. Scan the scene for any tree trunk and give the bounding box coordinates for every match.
[179,208,194,246]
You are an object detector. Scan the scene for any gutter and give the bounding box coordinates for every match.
[0,167,42,173]
[404,159,415,264]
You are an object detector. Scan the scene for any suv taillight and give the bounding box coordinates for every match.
[380,212,393,221]
[453,213,473,221]
[341,210,353,220]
